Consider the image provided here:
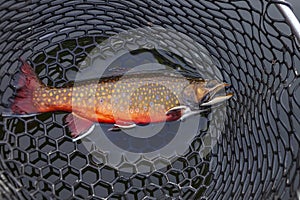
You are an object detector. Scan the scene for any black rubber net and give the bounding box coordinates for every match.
[0,0,299,199]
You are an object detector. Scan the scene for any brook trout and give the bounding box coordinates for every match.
[9,59,232,141]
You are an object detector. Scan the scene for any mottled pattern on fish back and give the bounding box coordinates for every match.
[93,74,192,123]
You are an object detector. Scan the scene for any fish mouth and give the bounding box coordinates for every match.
[200,83,233,106]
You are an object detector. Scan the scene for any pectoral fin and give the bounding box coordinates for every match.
[165,106,188,115]
[166,106,190,121]
[166,105,209,121]
[65,113,95,141]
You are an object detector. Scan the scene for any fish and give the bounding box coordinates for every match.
[7,59,233,141]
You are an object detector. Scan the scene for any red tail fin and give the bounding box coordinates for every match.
[11,59,43,114]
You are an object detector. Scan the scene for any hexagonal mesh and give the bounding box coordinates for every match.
[0,0,299,199]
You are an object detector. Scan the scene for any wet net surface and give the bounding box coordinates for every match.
[0,0,299,199]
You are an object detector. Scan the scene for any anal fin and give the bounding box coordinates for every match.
[65,113,95,141]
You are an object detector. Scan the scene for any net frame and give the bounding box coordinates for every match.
[0,0,299,199]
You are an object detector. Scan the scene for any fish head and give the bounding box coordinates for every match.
[182,80,233,108]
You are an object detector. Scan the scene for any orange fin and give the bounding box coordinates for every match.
[11,58,43,114]
[165,106,186,121]
[166,111,182,121]
[65,113,95,141]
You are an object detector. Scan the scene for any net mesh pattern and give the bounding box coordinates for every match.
[0,0,299,199]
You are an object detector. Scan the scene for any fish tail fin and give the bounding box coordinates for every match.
[10,58,43,115]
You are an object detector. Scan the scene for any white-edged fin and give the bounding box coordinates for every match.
[201,94,233,106]
[65,112,95,141]
[1,112,38,117]
[165,105,188,115]
[72,124,95,142]
[108,123,136,131]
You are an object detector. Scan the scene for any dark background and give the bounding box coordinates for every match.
[289,0,300,20]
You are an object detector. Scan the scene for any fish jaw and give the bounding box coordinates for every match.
[197,82,232,107]
[200,93,233,106]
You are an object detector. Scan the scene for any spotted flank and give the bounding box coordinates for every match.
[9,59,233,141]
